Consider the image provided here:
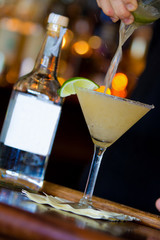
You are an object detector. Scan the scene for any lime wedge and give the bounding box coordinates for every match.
[58,77,99,97]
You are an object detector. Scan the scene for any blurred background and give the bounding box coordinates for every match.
[0,0,154,190]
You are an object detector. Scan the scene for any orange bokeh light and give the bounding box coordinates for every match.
[112,73,128,91]
[58,77,65,86]
[88,36,102,49]
[111,89,127,98]
[6,69,18,84]
[72,40,90,55]
[96,85,111,95]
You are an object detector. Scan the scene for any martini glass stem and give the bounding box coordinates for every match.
[80,145,106,205]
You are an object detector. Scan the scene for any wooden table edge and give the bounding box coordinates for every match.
[42,181,160,230]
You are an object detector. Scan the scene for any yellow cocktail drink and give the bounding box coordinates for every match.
[77,88,154,148]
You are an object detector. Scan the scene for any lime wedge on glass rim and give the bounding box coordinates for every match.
[58,77,99,97]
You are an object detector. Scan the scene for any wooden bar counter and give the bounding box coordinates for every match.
[0,181,160,240]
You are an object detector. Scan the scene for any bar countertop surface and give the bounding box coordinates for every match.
[0,181,160,240]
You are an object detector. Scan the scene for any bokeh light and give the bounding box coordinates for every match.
[111,89,127,98]
[58,77,65,86]
[1,17,42,35]
[6,69,18,84]
[96,85,111,94]
[130,37,147,59]
[75,19,90,35]
[19,57,34,76]
[88,36,102,49]
[112,73,128,91]
[72,40,90,56]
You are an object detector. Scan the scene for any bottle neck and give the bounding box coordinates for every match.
[34,24,66,76]
[13,23,67,101]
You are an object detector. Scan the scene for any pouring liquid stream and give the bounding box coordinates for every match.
[104,0,160,92]
[104,21,138,92]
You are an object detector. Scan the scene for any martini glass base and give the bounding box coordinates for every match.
[62,145,106,210]
[61,197,97,210]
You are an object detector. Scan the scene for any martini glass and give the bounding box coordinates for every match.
[74,87,154,209]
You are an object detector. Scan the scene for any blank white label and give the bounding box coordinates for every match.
[4,92,61,156]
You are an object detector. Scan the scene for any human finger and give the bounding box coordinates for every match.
[97,0,118,21]
[110,0,136,24]
[124,0,138,12]
[155,198,160,211]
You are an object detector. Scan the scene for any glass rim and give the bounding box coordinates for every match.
[77,87,155,110]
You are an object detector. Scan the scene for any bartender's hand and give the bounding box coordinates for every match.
[155,198,160,211]
[96,0,138,25]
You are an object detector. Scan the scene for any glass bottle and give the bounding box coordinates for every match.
[0,12,69,191]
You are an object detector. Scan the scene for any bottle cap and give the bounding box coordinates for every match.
[48,13,69,27]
